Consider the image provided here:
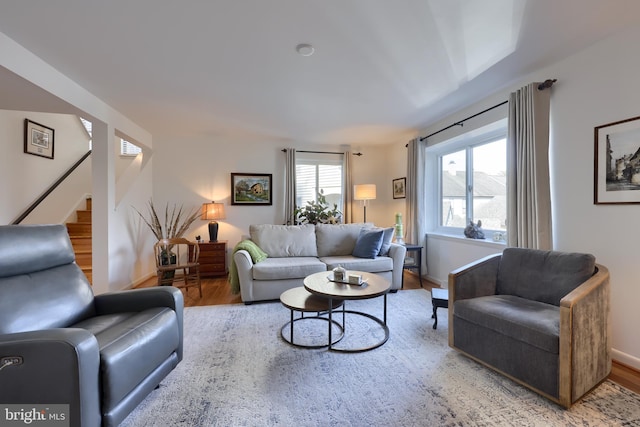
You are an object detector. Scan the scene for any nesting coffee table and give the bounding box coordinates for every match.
[303,270,391,353]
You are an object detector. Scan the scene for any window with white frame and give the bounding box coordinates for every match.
[433,119,507,239]
[295,153,344,213]
[120,139,142,157]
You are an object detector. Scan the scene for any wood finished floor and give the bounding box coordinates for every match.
[136,271,640,396]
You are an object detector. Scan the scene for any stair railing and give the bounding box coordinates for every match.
[11,150,92,225]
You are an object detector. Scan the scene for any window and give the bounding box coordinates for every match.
[121,139,142,157]
[295,153,344,213]
[433,119,507,239]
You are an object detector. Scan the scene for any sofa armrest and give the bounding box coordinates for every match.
[0,328,101,427]
[94,287,184,360]
[234,249,255,303]
[558,263,611,406]
[388,243,407,290]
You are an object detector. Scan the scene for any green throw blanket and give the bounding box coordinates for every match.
[228,239,268,294]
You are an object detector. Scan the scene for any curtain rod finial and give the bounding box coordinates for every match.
[538,79,557,90]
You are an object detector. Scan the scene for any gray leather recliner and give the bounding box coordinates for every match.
[0,224,184,427]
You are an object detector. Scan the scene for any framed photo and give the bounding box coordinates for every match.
[231,173,272,205]
[24,119,55,159]
[393,177,406,199]
[594,115,640,204]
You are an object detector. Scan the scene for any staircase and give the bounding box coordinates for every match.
[67,197,92,284]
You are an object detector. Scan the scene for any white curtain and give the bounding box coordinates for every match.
[406,138,428,272]
[507,83,552,249]
[284,148,296,224]
[343,151,353,223]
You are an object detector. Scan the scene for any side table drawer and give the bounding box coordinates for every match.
[197,241,228,277]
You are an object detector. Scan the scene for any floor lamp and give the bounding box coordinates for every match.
[201,202,226,242]
[354,184,376,222]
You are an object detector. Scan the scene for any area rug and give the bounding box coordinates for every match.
[120,289,640,426]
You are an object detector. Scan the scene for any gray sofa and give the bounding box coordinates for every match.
[0,224,184,427]
[448,247,610,408]
[234,223,407,303]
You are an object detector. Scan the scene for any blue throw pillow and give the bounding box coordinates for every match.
[377,227,394,256]
[352,228,385,259]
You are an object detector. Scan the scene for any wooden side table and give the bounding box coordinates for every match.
[402,243,423,287]
[197,240,228,277]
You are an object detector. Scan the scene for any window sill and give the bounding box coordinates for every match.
[426,231,506,249]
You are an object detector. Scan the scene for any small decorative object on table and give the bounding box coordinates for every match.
[394,212,404,244]
[332,265,346,282]
[464,220,485,239]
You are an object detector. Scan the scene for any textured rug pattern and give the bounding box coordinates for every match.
[121,290,640,426]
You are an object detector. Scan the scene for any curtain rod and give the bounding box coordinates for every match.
[281,149,363,156]
[416,79,557,143]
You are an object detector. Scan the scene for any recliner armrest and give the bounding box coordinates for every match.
[0,328,101,427]
[94,287,184,360]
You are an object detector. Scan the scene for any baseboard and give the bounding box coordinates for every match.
[612,349,640,371]
[425,274,445,288]
[127,272,156,290]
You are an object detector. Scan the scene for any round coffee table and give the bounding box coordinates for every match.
[304,270,391,352]
[279,287,344,349]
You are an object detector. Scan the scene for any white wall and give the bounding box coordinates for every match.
[417,23,640,369]
[0,110,90,224]
[0,31,153,293]
[149,135,404,252]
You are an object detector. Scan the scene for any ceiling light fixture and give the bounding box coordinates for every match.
[296,43,314,57]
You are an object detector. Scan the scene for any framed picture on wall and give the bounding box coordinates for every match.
[393,177,406,199]
[594,115,640,204]
[231,173,272,205]
[24,119,55,159]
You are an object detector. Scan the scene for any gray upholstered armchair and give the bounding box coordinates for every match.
[0,225,184,427]
[448,247,610,408]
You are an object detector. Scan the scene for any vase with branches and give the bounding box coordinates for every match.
[134,200,201,240]
[134,200,201,279]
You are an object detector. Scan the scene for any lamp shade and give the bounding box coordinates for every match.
[201,202,226,220]
[354,184,377,200]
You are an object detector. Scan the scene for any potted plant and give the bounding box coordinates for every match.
[294,191,342,225]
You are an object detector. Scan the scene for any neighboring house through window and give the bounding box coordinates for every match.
[428,118,507,241]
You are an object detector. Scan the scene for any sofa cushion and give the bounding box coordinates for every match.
[352,228,384,258]
[252,257,326,280]
[321,255,393,273]
[71,307,180,409]
[250,224,317,257]
[454,295,560,353]
[315,223,372,257]
[497,248,596,306]
[377,227,395,256]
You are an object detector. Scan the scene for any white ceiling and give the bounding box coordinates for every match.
[2,0,640,146]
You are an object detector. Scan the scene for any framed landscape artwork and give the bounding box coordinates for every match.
[594,115,640,204]
[393,177,406,199]
[24,119,55,159]
[231,173,272,205]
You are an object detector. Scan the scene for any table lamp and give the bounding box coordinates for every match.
[354,184,376,222]
[201,202,226,241]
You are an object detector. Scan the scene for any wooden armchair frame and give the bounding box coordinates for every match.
[154,238,202,298]
[448,253,610,408]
